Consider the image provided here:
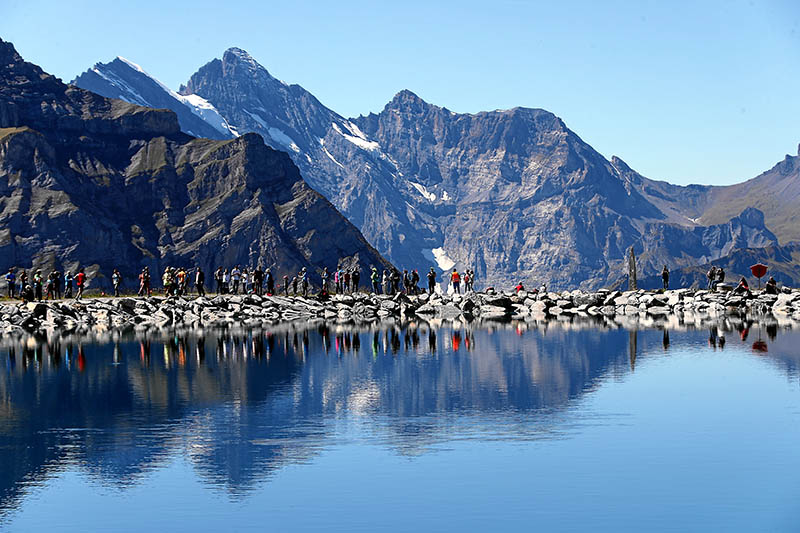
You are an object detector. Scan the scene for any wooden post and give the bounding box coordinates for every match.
[628,247,637,291]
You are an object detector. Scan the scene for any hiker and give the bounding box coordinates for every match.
[31,269,42,301]
[64,271,73,298]
[451,269,461,294]
[195,267,205,296]
[231,266,241,294]
[382,270,390,295]
[291,275,299,296]
[716,267,725,289]
[21,283,34,304]
[732,276,751,297]
[253,267,263,296]
[112,269,122,297]
[706,266,717,290]
[213,267,222,294]
[515,282,525,293]
[352,268,360,293]
[402,270,410,294]
[179,268,189,295]
[53,269,62,299]
[246,268,255,294]
[343,270,350,294]
[427,267,437,294]
[321,267,329,294]
[391,269,401,295]
[765,276,778,295]
[283,275,290,296]
[5,268,15,299]
[75,268,86,300]
[138,267,151,297]
[265,269,274,295]
[45,273,55,300]
[370,267,379,294]
[411,269,420,295]
[661,265,670,290]
[463,270,471,293]
[222,269,231,294]
[301,269,309,298]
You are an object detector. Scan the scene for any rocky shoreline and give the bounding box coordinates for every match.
[1,287,799,338]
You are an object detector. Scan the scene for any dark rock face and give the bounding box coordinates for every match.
[0,39,390,288]
[74,48,800,289]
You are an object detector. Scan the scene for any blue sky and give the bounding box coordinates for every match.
[3,0,798,186]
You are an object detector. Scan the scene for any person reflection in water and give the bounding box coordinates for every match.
[766,323,778,341]
[428,329,437,354]
[662,330,670,351]
[452,331,462,352]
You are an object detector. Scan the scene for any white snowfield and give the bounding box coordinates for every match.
[243,110,301,152]
[410,181,436,202]
[331,122,381,152]
[422,247,456,272]
[319,138,344,168]
[114,57,237,137]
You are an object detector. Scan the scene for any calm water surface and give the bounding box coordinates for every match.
[1,320,799,531]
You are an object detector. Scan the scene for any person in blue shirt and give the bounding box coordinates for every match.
[4,268,15,298]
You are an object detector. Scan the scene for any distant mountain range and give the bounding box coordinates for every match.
[0,39,389,287]
[60,47,800,289]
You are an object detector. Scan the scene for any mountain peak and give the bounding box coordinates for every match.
[385,89,430,113]
[223,47,259,68]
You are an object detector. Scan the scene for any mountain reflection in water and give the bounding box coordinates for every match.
[1,318,798,514]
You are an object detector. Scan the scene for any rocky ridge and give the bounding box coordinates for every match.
[3,285,798,338]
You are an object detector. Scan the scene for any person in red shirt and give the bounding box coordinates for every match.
[75,268,86,300]
[451,269,461,294]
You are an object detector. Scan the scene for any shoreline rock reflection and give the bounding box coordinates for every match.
[1,317,799,513]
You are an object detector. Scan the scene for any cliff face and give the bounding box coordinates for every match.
[0,39,390,288]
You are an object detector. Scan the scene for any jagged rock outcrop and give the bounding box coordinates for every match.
[0,39,391,288]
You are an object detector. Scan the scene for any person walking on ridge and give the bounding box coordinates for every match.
[661,265,670,290]
[112,268,122,297]
[64,271,73,298]
[370,267,379,294]
[427,267,437,294]
[75,268,86,300]
[450,269,461,294]
[265,269,274,295]
[138,267,151,297]
[195,267,205,297]
[5,268,15,299]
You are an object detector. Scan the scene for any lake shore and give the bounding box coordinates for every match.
[1,287,799,339]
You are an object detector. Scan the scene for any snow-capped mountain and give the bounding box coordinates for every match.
[73,57,237,140]
[72,49,800,289]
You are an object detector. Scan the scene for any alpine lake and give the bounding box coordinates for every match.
[1,315,799,532]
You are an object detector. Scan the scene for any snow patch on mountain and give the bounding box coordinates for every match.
[112,57,236,137]
[423,248,455,271]
[332,122,380,152]
[182,93,236,136]
[243,110,300,152]
[410,181,436,202]
[89,66,149,106]
[319,139,344,168]
[268,127,300,153]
